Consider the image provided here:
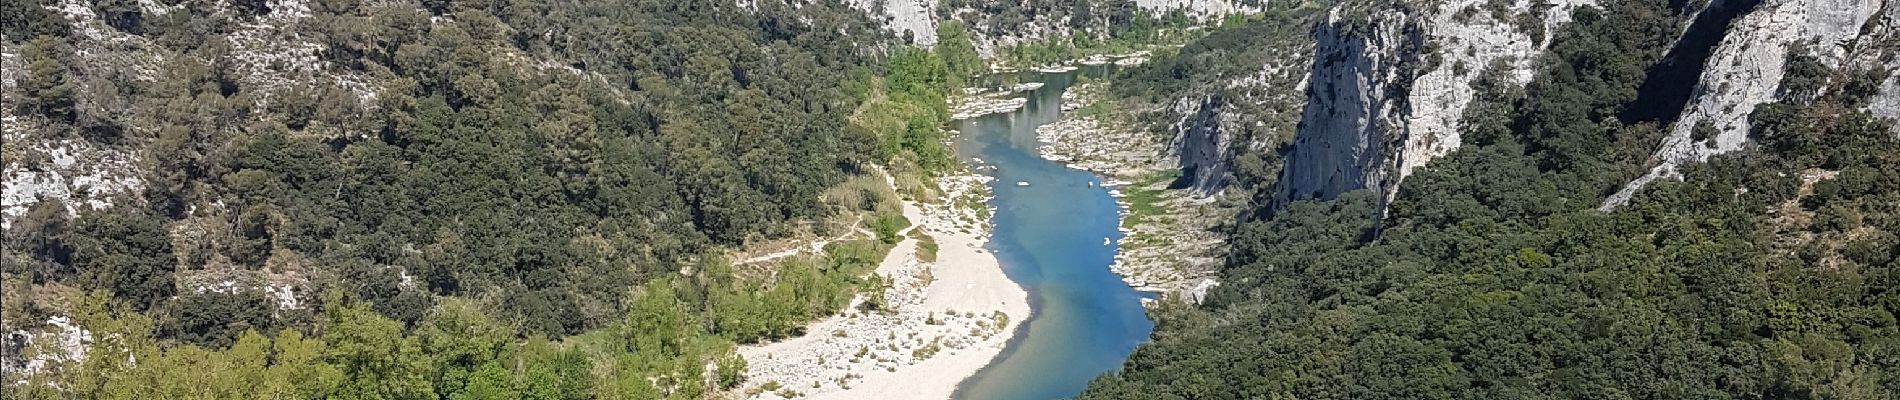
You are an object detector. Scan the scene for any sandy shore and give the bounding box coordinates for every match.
[736,175,1028,400]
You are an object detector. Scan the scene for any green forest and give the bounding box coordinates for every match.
[7,0,1900,398]
[1084,0,1900,398]
[1,0,980,398]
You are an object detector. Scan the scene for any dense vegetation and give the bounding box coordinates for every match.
[1106,3,1330,202]
[1106,5,1324,102]
[2,0,977,397]
[7,235,897,399]
[1084,0,1900,398]
[850,22,984,185]
[12,0,1895,397]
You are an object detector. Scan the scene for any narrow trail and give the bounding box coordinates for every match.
[734,225,875,265]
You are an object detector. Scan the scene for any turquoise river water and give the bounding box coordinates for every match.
[951,69,1155,400]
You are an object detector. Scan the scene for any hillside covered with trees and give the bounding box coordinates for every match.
[7,0,1899,398]
[1083,0,1900,398]
[1,0,987,397]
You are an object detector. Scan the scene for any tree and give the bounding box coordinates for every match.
[232,0,272,17]
[624,280,697,357]
[450,362,519,400]
[220,330,273,396]
[418,298,510,396]
[1069,0,1094,29]
[522,345,592,400]
[934,21,981,88]
[162,291,275,347]
[0,0,63,42]
[715,353,747,390]
[20,36,75,122]
[261,329,342,399]
[9,199,73,276]
[887,47,947,97]
[67,208,175,311]
[324,299,436,400]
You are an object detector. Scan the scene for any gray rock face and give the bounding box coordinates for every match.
[1256,0,1592,212]
[849,0,941,45]
[1397,0,1594,188]
[1270,9,1422,209]
[1603,0,1889,209]
[1172,95,1235,195]
[1142,12,1320,198]
[1851,6,1900,136]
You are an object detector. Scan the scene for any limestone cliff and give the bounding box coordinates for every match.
[1396,0,1595,186]
[1269,9,1421,208]
[850,0,942,45]
[1603,0,1889,208]
[1268,0,1593,210]
[1159,15,1316,198]
[1862,7,1900,132]
[1162,0,1593,208]
[1172,95,1238,194]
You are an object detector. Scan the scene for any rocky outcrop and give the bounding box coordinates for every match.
[1261,0,1593,212]
[1156,15,1319,198]
[1850,5,1900,135]
[1163,80,1297,199]
[0,135,144,230]
[1269,9,1422,208]
[1172,95,1237,194]
[851,0,941,45]
[1603,0,1888,208]
[1,0,382,229]
[1397,0,1595,185]
[2,316,92,379]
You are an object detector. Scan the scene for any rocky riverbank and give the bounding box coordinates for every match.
[950,96,1028,120]
[1034,81,1226,302]
[1036,84,1169,178]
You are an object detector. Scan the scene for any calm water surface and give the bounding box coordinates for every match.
[952,69,1154,400]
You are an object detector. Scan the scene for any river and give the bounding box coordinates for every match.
[951,68,1155,400]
